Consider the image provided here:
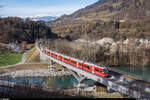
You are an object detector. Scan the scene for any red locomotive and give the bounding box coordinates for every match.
[42,48,109,77]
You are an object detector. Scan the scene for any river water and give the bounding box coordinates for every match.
[3,65,149,88]
[111,65,150,82]
[3,75,95,89]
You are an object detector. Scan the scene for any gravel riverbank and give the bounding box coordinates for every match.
[0,68,71,78]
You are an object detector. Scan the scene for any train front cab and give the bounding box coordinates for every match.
[103,68,109,78]
[47,51,51,56]
[43,49,47,54]
[43,49,51,56]
[94,66,108,77]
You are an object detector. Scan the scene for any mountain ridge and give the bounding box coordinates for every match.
[49,0,150,40]
[24,14,58,23]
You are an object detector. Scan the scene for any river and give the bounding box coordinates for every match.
[3,75,95,89]
[111,65,150,82]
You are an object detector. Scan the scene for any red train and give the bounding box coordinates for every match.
[42,48,109,77]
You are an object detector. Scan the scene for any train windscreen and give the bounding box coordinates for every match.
[103,69,108,73]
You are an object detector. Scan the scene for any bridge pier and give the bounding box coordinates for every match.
[107,86,116,93]
[49,60,55,65]
[69,70,86,83]
[69,70,87,94]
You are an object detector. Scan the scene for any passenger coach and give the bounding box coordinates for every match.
[42,48,109,77]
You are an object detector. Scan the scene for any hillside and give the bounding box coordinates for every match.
[49,0,150,40]
[0,17,58,43]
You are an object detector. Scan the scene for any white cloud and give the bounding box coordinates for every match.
[2,6,82,17]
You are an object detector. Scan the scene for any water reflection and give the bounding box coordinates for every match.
[112,65,150,82]
[3,75,94,89]
[45,76,78,89]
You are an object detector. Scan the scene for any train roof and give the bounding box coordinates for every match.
[47,49,70,59]
[68,56,82,61]
[84,62,107,69]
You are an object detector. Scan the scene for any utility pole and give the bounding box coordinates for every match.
[93,34,98,64]
[44,35,46,47]
[86,33,89,62]
[55,40,57,51]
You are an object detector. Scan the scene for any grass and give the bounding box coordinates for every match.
[0,52,22,67]
[94,92,123,98]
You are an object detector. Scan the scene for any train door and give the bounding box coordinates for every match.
[70,60,77,67]
[63,57,70,64]
[78,62,83,69]
[58,55,63,61]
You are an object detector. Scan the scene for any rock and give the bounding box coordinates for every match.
[96,37,115,47]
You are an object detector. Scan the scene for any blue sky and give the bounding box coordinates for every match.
[0,0,98,17]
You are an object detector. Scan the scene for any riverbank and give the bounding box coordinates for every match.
[110,65,150,82]
[0,64,49,74]
[0,44,123,98]
[0,63,123,98]
[0,69,71,78]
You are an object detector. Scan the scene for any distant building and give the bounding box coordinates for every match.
[9,42,20,51]
[120,20,125,23]
[123,39,129,45]
[21,41,27,50]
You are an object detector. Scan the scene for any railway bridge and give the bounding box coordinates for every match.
[37,41,150,98]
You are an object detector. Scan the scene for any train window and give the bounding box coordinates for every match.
[71,60,77,64]
[54,54,57,57]
[95,68,100,72]
[84,65,90,70]
[52,53,56,57]
[64,58,69,61]
[59,56,63,59]
[79,63,82,66]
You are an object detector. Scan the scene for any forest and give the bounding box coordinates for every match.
[0,17,57,44]
[46,39,150,67]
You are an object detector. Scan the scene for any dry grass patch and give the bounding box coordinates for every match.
[52,63,69,72]
[26,45,40,63]
[8,64,49,70]
[94,92,123,98]
[0,64,49,73]
[92,85,123,98]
